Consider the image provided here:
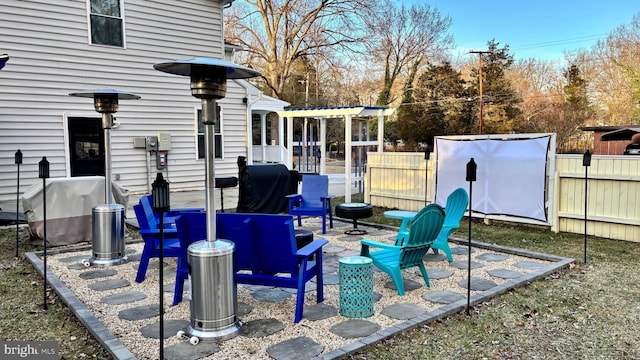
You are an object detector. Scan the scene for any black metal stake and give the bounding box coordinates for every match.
[424,149,431,206]
[583,150,591,264]
[152,173,170,360]
[465,158,477,316]
[39,157,50,310]
[15,150,22,257]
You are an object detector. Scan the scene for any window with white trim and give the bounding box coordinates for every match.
[89,0,124,47]
[197,106,223,159]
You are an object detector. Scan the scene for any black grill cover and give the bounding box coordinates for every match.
[236,157,296,213]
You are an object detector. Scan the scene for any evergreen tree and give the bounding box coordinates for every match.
[468,40,522,134]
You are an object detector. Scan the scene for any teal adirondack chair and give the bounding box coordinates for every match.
[360,204,445,296]
[431,188,469,262]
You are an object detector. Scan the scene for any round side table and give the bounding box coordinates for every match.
[339,255,374,318]
[335,203,373,235]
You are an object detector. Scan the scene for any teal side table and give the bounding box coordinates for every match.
[339,256,374,318]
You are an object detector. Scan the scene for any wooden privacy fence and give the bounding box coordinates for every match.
[365,152,640,242]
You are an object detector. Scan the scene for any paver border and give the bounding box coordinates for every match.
[26,234,574,360]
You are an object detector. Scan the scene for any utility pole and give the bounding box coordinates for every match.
[469,50,490,135]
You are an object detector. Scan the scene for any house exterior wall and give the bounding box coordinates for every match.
[0,0,250,204]
[366,152,640,242]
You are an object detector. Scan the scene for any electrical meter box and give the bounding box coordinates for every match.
[158,132,172,151]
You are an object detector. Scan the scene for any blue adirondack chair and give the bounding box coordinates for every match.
[286,175,334,234]
[431,188,469,262]
[138,194,203,224]
[360,204,445,296]
[133,203,183,284]
[223,213,328,323]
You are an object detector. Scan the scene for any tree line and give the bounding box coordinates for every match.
[224,0,640,153]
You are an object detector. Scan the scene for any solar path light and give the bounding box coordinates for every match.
[69,88,140,266]
[154,57,260,344]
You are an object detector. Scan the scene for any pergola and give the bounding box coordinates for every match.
[277,106,395,202]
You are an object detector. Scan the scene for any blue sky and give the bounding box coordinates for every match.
[404,0,639,63]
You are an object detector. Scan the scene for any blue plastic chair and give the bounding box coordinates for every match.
[360,204,445,296]
[133,203,183,284]
[223,213,328,323]
[431,188,469,262]
[286,175,334,234]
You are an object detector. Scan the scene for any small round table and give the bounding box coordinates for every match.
[335,203,373,235]
[339,256,374,318]
[383,210,417,245]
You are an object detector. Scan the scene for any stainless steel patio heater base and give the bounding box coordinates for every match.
[84,203,127,267]
[179,239,239,345]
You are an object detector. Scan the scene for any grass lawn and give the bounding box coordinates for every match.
[1,203,639,359]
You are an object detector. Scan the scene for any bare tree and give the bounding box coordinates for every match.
[224,0,378,100]
[367,3,453,106]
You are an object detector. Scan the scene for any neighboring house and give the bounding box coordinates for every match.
[0,0,287,205]
[582,125,640,155]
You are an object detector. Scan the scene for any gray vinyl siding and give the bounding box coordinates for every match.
[0,0,250,203]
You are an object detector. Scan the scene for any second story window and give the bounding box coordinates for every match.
[89,0,124,47]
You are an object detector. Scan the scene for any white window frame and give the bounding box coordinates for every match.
[86,0,126,48]
[196,106,224,160]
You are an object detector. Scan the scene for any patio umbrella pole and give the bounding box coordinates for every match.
[465,158,477,316]
[15,150,22,257]
[39,157,49,310]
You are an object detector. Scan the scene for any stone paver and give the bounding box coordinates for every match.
[330,319,380,339]
[487,269,523,279]
[476,253,509,262]
[101,291,147,305]
[164,341,220,360]
[426,268,454,279]
[88,278,130,291]
[450,246,474,255]
[79,269,117,280]
[251,288,292,302]
[303,303,338,321]
[240,318,285,338]
[450,260,484,270]
[140,319,190,339]
[422,290,466,304]
[238,302,253,317]
[381,303,426,320]
[266,336,323,360]
[457,277,498,291]
[118,304,160,321]
[514,260,546,270]
[384,278,422,293]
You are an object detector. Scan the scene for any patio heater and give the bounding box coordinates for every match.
[154,57,260,343]
[69,88,140,266]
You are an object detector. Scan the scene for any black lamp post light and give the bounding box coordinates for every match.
[465,157,477,316]
[155,57,260,344]
[69,88,140,266]
[583,150,592,264]
[15,149,22,257]
[39,156,50,310]
[151,173,170,359]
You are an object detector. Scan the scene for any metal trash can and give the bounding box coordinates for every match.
[185,239,240,341]
[91,203,126,266]
[339,255,374,318]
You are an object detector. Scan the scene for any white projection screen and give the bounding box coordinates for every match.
[434,134,555,225]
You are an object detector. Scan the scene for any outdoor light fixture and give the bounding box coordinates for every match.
[154,57,260,343]
[0,54,9,70]
[583,150,591,264]
[70,88,140,267]
[465,157,477,316]
[15,149,22,257]
[151,172,170,359]
[39,156,50,310]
